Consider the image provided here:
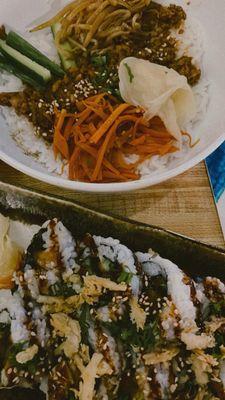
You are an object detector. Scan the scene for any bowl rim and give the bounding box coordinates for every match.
[0,133,224,193]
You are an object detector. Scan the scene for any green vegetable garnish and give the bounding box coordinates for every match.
[68,391,76,400]
[117,270,133,284]
[103,315,164,353]
[209,299,225,317]
[91,55,107,67]
[79,303,91,344]
[6,31,65,78]
[124,62,134,83]
[49,282,76,297]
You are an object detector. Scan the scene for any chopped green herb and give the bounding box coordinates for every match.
[100,256,114,272]
[117,270,133,284]
[7,341,41,373]
[79,303,91,345]
[124,63,134,83]
[81,256,99,275]
[209,299,225,318]
[91,55,107,67]
[49,282,76,297]
[209,331,225,359]
[68,391,76,400]
[103,314,164,352]
[26,356,40,375]
[8,341,28,367]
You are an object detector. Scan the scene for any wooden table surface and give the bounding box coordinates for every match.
[0,160,224,249]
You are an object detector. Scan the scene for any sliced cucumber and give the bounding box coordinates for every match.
[51,23,76,71]
[0,54,44,90]
[6,31,65,78]
[0,39,51,85]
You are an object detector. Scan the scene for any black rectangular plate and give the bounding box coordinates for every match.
[0,181,224,280]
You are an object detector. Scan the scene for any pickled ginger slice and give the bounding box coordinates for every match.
[0,214,22,288]
[119,57,197,142]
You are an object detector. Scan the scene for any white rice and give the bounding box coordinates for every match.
[46,270,59,286]
[93,236,137,274]
[0,106,68,177]
[0,1,208,180]
[89,322,122,374]
[32,307,50,347]
[161,302,176,340]
[24,266,41,300]
[0,310,10,324]
[54,221,77,272]
[155,364,169,397]
[96,306,111,323]
[0,289,30,343]
[136,252,197,331]
[39,376,49,398]
[42,220,78,274]
[93,235,141,295]
[89,323,122,374]
[106,333,121,373]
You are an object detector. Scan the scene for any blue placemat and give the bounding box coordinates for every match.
[206,141,225,239]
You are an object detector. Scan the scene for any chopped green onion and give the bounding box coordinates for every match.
[117,270,133,284]
[91,55,107,67]
[124,62,134,83]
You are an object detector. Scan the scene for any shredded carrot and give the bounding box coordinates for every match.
[53,93,192,183]
[64,117,74,140]
[53,109,69,159]
[90,103,129,144]
[91,123,115,181]
[130,135,146,146]
[182,132,200,148]
[69,147,80,180]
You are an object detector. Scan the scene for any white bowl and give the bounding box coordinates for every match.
[0,0,225,193]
